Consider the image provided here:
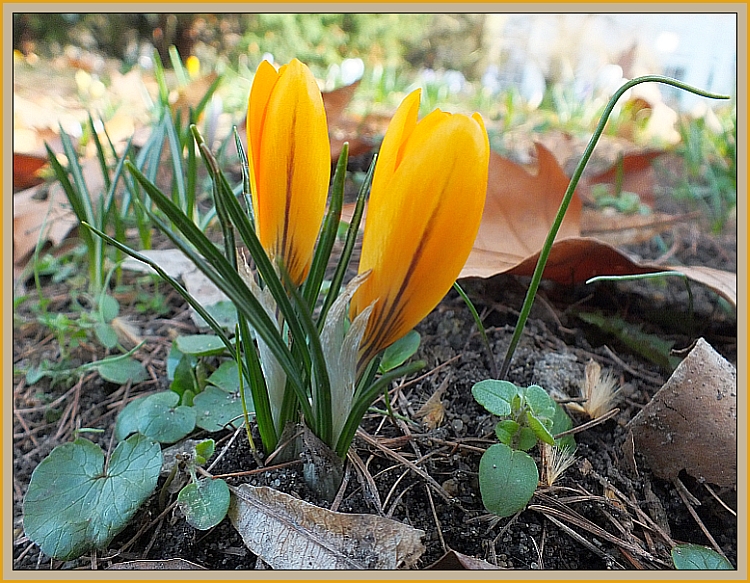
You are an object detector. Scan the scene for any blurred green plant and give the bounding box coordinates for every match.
[673,106,736,233]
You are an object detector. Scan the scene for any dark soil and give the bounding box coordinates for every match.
[12,201,737,571]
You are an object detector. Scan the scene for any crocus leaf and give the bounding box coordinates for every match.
[23,434,161,561]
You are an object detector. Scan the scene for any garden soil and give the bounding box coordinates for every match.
[12,200,737,571]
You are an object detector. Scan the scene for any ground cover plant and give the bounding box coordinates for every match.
[13,21,737,572]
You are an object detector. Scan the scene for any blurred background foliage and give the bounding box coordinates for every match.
[14,13,489,78]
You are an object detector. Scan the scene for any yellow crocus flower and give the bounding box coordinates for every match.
[246,59,330,286]
[351,89,490,366]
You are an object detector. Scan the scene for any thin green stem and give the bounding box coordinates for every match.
[499,75,729,379]
[453,281,497,378]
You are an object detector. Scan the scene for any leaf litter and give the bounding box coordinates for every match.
[13,56,737,571]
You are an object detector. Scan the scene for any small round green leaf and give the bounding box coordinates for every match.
[193,386,250,432]
[495,419,520,444]
[177,478,230,530]
[207,360,241,393]
[671,543,733,570]
[472,380,517,417]
[171,353,198,398]
[379,331,421,372]
[194,439,216,465]
[203,300,238,329]
[23,434,161,560]
[516,426,538,451]
[167,343,192,380]
[522,385,556,421]
[551,402,576,451]
[175,334,227,357]
[115,391,196,443]
[99,293,120,322]
[94,322,119,349]
[95,356,148,385]
[479,443,538,518]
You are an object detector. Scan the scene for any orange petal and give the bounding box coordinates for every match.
[352,109,489,362]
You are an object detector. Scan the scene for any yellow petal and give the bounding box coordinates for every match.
[370,88,421,197]
[246,59,330,285]
[247,59,280,226]
[352,107,489,363]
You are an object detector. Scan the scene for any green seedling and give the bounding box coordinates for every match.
[172,439,231,531]
[472,380,575,518]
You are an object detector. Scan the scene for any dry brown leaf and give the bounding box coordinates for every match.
[470,143,582,266]
[426,549,506,570]
[322,79,360,126]
[459,145,735,306]
[228,484,424,569]
[108,559,205,570]
[13,152,47,190]
[13,183,78,270]
[627,338,736,487]
[465,236,736,306]
[580,207,699,247]
[415,376,450,430]
[13,156,108,278]
[322,80,381,161]
[171,72,219,125]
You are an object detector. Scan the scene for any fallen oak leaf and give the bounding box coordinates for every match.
[471,144,582,263]
[322,79,361,127]
[13,182,78,272]
[13,152,47,190]
[462,237,736,307]
[579,207,701,247]
[426,549,506,570]
[228,484,424,569]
